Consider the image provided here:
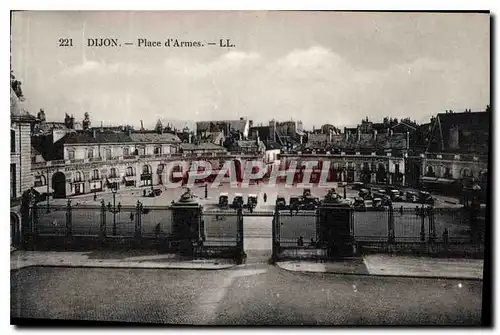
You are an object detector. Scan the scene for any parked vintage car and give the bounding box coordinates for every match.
[231,193,244,209]
[148,188,162,197]
[419,191,435,205]
[358,188,372,200]
[406,191,419,203]
[276,195,287,210]
[389,189,404,202]
[218,192,229,208]
[352,182,365,190]
[247,194,258,209]
[353,197,366,211]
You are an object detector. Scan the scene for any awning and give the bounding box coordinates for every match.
[123,176,136,182]
[32,186,54,194]
[107,177,121,183]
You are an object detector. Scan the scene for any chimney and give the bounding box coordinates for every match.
[93,129,96,138]
[357,127,361,142]
[128,128,132,136]
[189,133,192,144]
[329,129,333,142]
[373,129,377,141]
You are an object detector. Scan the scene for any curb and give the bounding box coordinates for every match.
[11,262,237,272]
[275,263,483,282]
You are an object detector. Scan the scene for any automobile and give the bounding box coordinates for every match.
[352,182,365,190]
[406,191,419,203]
[302,196,321,210]
[148,188,162,197]
[364,199,374,211]
[358,188,372,199]
[377,189,387,195]
[389,189,404,202]
[276,195,287,210]
[231,193,244,209]
[218,192,229,208]
[419,191,435,205]
[247,194,258,209]
[353,197,366,211]
[372,198,387,210]
[289,196,301,209]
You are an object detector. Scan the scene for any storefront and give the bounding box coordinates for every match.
[107,177,122,190]
[123,176,136,187]
[73,182,85,195]
[89,180,103,192]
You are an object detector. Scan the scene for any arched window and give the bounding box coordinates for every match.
[74,171,83,182]
[109,168,117,178]
[87,148,94,159]
[92,169,100,180]
[126,166,134,176]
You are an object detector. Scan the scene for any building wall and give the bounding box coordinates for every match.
[11,121,33,199]
[422,157,488,180]
[64,143,177,160]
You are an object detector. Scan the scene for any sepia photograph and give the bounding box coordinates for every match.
[9,10,491,326]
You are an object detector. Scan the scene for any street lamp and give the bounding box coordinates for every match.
[46,167,51,213]
[106,187,121,236]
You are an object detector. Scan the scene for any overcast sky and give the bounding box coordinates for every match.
[11,11,490,130]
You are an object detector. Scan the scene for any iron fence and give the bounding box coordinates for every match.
[25,202,485,259]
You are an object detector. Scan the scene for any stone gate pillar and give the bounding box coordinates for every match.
[318,192,355,258]
[20,188,37,250]
[170,189,204,255]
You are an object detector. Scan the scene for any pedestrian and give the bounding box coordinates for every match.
[298,236,304,247]
[263,193,267,203]
[143,189,147,197]
[443,228,449,245]
[310,237,316,247]
[93,192,97,201]
[130,212,134,222]
[415,205,420,216]
[400,206,404,216]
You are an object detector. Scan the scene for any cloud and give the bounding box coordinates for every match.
[26,46,489,129]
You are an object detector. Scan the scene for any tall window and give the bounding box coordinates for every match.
[92,169,100,180]
[74,171,83,182]
[10,129,15,153]
[126,167,134,176]
[109,168,117,178]
[87,148,94,159]
[395,163,400,174]
[105,148,112,159]
[68,150,75,160]
[123,147,129,156]
[154,146,162,155]
[142,165,151,174]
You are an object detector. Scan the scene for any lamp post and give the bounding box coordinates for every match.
[107,187,121,236]
[46,167,51,213]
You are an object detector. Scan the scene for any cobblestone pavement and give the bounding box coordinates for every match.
[11,263,483,325]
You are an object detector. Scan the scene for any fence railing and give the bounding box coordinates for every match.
[24,203,485,258]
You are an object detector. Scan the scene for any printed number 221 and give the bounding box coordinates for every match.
[59,38,73,47]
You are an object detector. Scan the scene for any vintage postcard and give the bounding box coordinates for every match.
[10,10,490,326]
